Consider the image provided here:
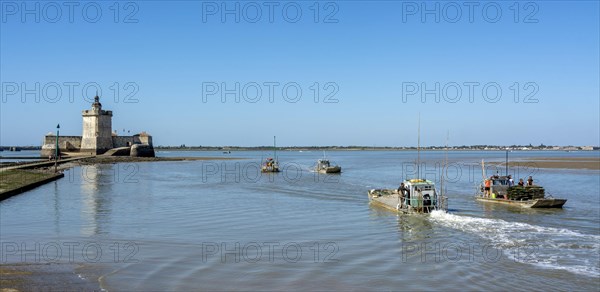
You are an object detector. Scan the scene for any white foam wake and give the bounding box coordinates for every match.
[429,210,600,278]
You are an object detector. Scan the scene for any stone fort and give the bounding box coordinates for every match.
[41,95,155,157]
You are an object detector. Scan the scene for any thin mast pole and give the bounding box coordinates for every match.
[417,113,420,178]
[442,130,448,194]
[54,126,59,173]
[481,159,486,181]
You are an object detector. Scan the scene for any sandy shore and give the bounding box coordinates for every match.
[522,157,599,161]
[489,157,600,170]
[0,264,100,291]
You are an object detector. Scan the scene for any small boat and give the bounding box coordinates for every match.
[316,159,341,173]
[475,175,566,208]
[261,136,280,173]
[369,115,448,214]
[369,179,447,214]
[261,157,280,173]
[476,159,566,208]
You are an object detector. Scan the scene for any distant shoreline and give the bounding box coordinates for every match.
[154,147,600,152]
[2,146,598,152]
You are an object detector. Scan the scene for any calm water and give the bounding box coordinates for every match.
[0,150,43,163]
[1,151,599,291]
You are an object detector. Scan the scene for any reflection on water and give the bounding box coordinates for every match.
[53,181,60,235]
[80,165,112,236]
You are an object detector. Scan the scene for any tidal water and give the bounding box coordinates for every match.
[1,151,599,291]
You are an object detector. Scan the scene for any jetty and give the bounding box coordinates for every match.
[0,157,84,201]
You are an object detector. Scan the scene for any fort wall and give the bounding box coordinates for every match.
[40,96,154,157]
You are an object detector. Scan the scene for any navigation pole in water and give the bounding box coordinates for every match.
[54,124,60,173]
[505,149,509,176]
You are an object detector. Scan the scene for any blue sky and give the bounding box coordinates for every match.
[1,1,599,147]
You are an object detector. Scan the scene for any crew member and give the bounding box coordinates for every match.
[484,179,491,197]
[527,176,534,186]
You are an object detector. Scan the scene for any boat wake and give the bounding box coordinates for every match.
[429,210,600,278]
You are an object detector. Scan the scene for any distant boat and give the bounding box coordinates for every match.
[261,157,279,173]
[316,158,341,174]
[261,136,280,173]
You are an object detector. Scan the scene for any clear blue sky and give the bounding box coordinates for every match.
[1,1,598,147]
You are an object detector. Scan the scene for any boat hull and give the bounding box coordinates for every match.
[368,189,442,214]
[476,196,566,208]
[318,166,341,174]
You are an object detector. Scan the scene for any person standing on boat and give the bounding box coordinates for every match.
[518,179,525,186]
[484,179,491,197]
[398,183,406,207]
[397,183,405,193]
[527,176,534,186]
[399,183,410,198]
[508,175,514,186]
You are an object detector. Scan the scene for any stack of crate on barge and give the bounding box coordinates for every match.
[507,186,545,200]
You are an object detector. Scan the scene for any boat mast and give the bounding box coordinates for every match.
[481,159,486,181]
[441,130,448,199]
[417,113,420,178]
[273,135,277,161]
